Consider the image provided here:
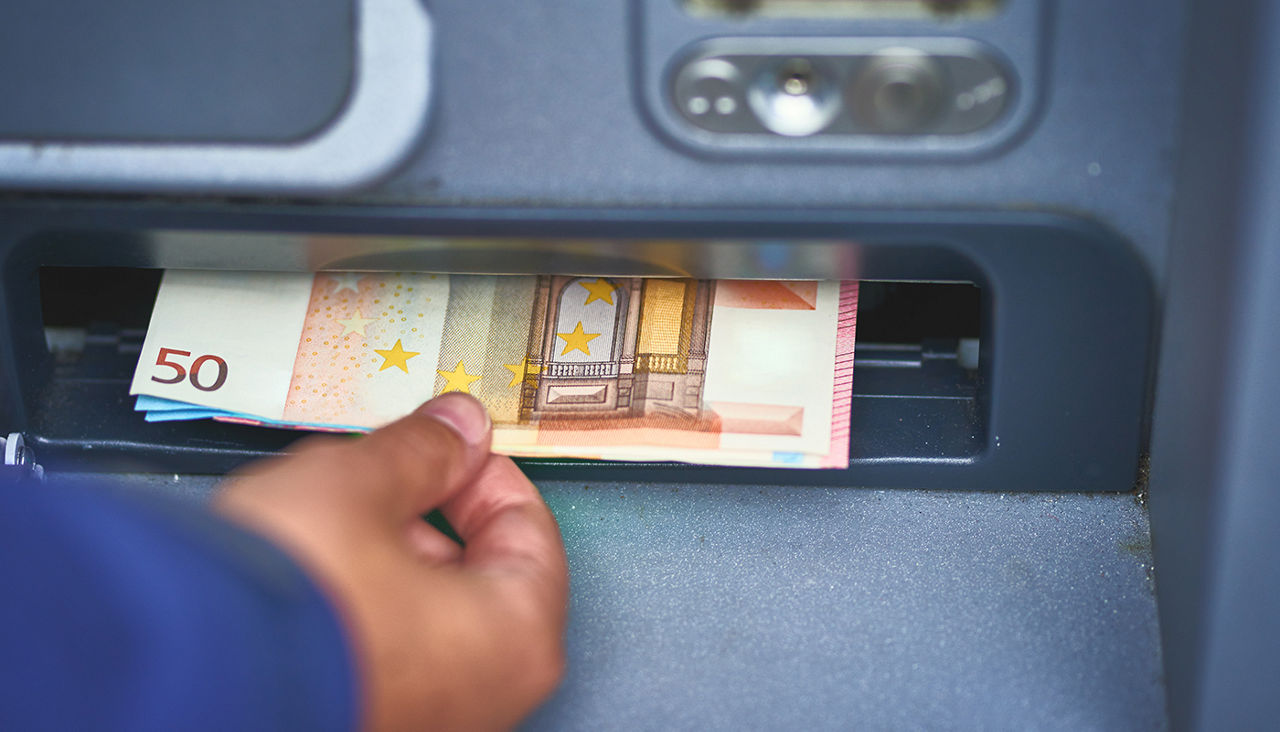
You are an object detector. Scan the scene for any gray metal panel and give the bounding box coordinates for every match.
[0,0,431,193]
[1149,1,1280,728]
[65,473,1166,730]
[379,0,1183,276]
[0,0,1186,276]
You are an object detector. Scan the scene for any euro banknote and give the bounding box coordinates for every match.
[130,271,858,468]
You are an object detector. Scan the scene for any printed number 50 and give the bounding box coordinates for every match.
[151,347,229,392]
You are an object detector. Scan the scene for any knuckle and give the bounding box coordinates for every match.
[500,591,566,699]
[226,435,353,491]
[522,635,567,701]
[496,625,564,706]
[295,433,349,452]
[538,639,568,692]
[288,434,353,461]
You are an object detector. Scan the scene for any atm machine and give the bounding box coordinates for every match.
[0,1,1276,728]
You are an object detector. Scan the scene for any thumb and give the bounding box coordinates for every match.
[223,393,494,525]
[348,392,494,519]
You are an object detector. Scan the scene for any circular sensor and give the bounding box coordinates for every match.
[848,49,945,134]
[747,57,841,137]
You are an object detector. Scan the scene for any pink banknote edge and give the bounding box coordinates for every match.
[819,281,858,469]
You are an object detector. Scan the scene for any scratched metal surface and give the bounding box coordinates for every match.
[58,474,1167,730]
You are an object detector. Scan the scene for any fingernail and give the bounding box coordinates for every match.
[417,393,492,446]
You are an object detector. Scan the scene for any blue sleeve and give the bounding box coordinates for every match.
[0,478,358,732]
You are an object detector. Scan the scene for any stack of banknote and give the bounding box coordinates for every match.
[130,271,857,469]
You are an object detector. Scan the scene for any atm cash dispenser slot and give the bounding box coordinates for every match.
[0,206,1152,492]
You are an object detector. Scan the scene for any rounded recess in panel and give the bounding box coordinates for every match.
[645,0,1044,159]
[665,38,1019,146]
[747,57,842,136]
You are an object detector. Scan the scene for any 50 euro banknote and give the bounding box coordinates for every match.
[130,271,857,468]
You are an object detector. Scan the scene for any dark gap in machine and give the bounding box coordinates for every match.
[854,281,981,344]
[40,267,161,329]
[845,280,984,465]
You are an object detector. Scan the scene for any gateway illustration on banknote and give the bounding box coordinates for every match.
[526,276,715,426]
[130,271,857,468]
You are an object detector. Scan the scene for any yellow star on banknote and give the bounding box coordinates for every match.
[337,310,376,336]
[438,360,482,394]
[375,339,419,373]
[557,321,601,356]
[503,356,541,387]
[579,278,615,305]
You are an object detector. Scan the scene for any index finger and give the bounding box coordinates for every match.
[441,456,569,612]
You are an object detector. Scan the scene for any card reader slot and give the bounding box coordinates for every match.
[0,209,1153,492]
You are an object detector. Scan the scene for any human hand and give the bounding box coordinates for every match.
[213,393,569,731]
